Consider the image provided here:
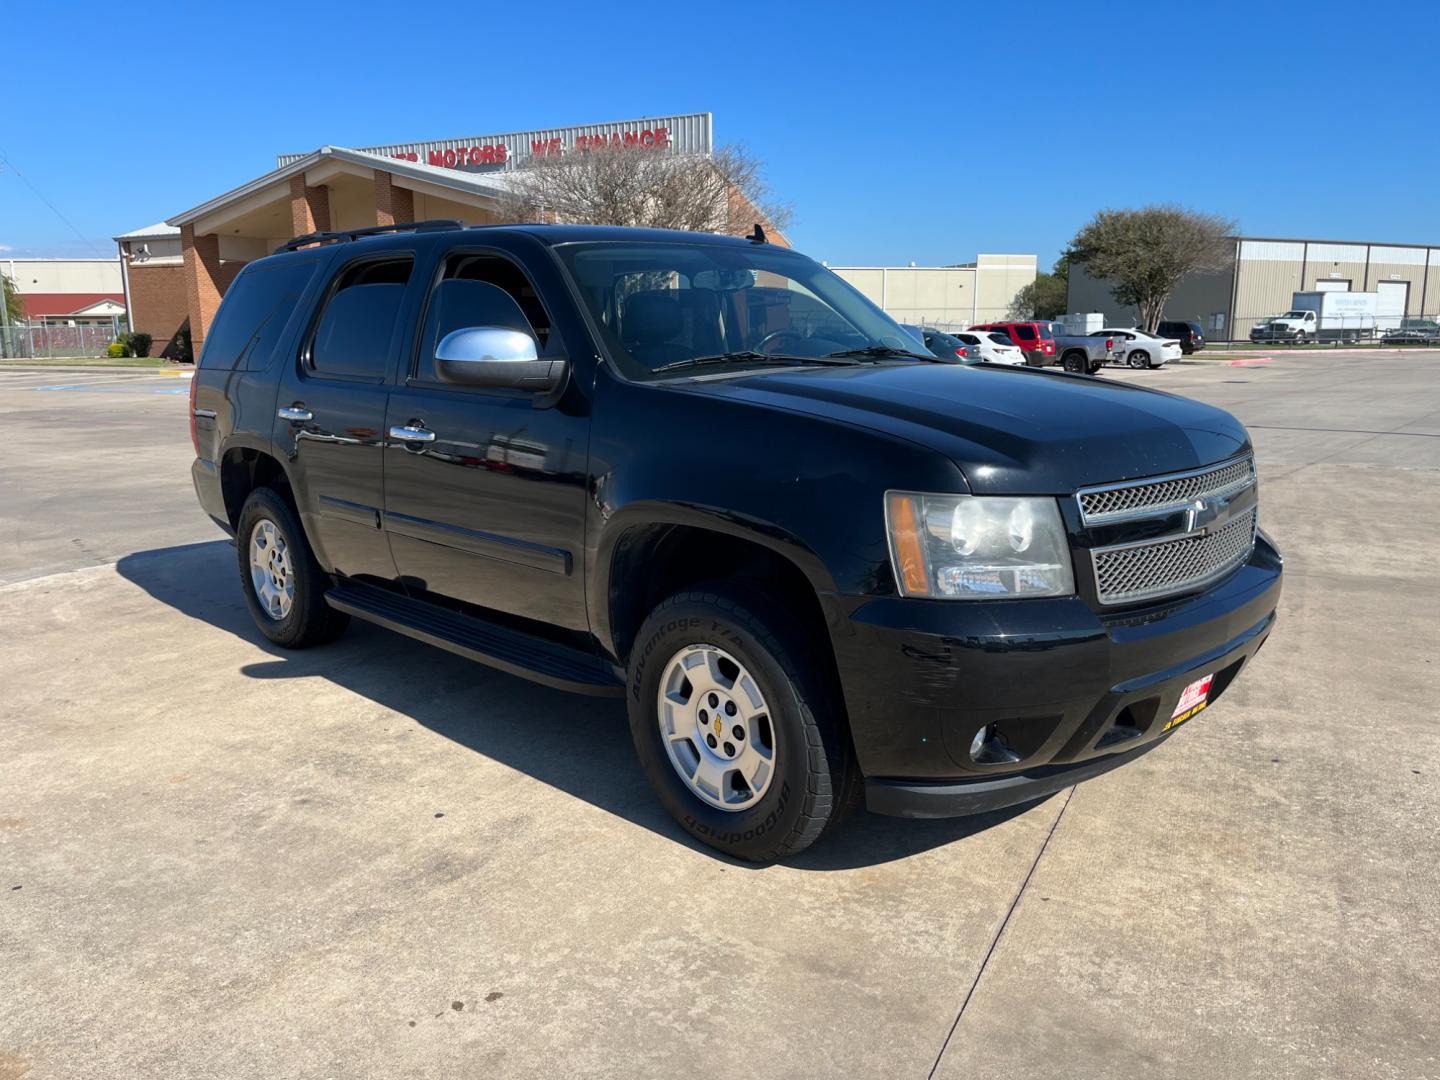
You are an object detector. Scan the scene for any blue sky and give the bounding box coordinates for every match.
[3,0,1435,268]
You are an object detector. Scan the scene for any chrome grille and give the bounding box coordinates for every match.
[1078,456,1255,524]
[1093,507,1258,605]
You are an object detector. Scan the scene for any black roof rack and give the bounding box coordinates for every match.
[275,219,464,254]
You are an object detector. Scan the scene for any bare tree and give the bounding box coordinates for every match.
[1069,205,1236,332]
[498,143,792,238]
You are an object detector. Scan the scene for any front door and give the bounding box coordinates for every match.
[275,251,418,584]
[382,246,590,631]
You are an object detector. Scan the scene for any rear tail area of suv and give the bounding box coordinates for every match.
[969,321,1056,366]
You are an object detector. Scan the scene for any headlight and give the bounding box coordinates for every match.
[885,492,1075,599]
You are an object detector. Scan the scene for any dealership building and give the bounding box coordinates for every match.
[114,113,774,358]
[1068,235,1440,341]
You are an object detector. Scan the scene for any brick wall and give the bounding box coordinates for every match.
[127,263,190,356]
[290,177,332,236]
[374,171,414,226]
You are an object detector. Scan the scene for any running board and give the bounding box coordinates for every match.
[325,583,624,697]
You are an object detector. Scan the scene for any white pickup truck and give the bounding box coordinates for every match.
[1251,291,1383,344]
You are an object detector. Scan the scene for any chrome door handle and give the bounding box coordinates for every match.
[389,424,436,444]
[278,405,313,422]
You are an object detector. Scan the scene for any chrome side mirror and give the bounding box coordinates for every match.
[434,327,566,392]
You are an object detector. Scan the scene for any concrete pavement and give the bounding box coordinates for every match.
[2,355,1437,1079]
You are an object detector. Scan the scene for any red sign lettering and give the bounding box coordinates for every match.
[411,131,670,171]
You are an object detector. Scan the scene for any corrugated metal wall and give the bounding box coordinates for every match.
[277,113,713,171]
[1303,242,1369,292]
[1232,241,1304,340]
[1366,246,1429,315]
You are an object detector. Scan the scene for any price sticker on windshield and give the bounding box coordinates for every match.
[1163,674,1214,732]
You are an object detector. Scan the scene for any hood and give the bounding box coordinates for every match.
[673,363,1250,494]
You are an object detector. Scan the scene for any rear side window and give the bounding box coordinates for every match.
[987,333,1013,345]
[1010,324,1037,341]
[199,259,317,371]
[309,257,413,379]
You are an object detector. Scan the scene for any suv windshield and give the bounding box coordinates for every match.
[555,241,920,378]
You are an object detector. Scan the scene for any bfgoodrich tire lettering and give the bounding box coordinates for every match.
[626,583,859,861]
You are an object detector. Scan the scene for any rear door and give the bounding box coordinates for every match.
[274,250,419,583]
[382,240,591,631]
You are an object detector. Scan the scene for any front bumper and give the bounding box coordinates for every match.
[830,534,1282,818]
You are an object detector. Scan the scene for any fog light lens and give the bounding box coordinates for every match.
[970,726,990,759]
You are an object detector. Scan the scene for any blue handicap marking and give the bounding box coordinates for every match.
[33,383,188,395]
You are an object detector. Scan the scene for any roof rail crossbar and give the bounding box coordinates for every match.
[275,219,464,254]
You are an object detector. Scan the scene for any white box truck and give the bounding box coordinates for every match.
[1251,291,1382,344]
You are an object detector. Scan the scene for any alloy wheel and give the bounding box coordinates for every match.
[656,644,776,811]
[248,518,295,621]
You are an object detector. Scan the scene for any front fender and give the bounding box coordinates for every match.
[588,499,840,657]
[583,368,966,657]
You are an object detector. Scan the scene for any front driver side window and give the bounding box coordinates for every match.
[412,254,551,386]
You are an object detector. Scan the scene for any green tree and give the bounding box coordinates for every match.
[1007,271,1068,320]
[1068,205,1235,332]
[2,271,24,325]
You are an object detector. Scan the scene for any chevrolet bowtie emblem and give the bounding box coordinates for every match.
[1184,493,1230,534]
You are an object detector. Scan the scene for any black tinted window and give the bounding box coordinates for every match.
[413,254,549,385]
[310,258,412,379]
[1011,324,1037,341]
[199,259,317,371]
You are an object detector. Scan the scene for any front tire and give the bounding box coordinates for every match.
[626,584,859,861]
[1128,350,1151,369]
[235,487,349,648]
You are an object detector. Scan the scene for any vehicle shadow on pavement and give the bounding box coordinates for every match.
[117,540,1041,870]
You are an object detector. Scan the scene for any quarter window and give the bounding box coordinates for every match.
[199,259,317,371]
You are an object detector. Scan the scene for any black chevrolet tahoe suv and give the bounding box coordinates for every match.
[189,220,1281,862]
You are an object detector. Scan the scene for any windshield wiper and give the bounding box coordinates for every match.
[824,344,942,363]
[651,351,860,375]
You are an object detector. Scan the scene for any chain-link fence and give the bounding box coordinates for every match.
[1224,311,1440,346]
[0,324,120,359]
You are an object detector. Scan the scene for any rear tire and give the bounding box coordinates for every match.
[1062,351,1086,374]
[626,583,860,862]
[235,486,349,648]
[1128,350,1151,369]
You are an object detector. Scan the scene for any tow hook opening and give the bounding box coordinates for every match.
[969,725,1022,765]
[1097,699,1160,750]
